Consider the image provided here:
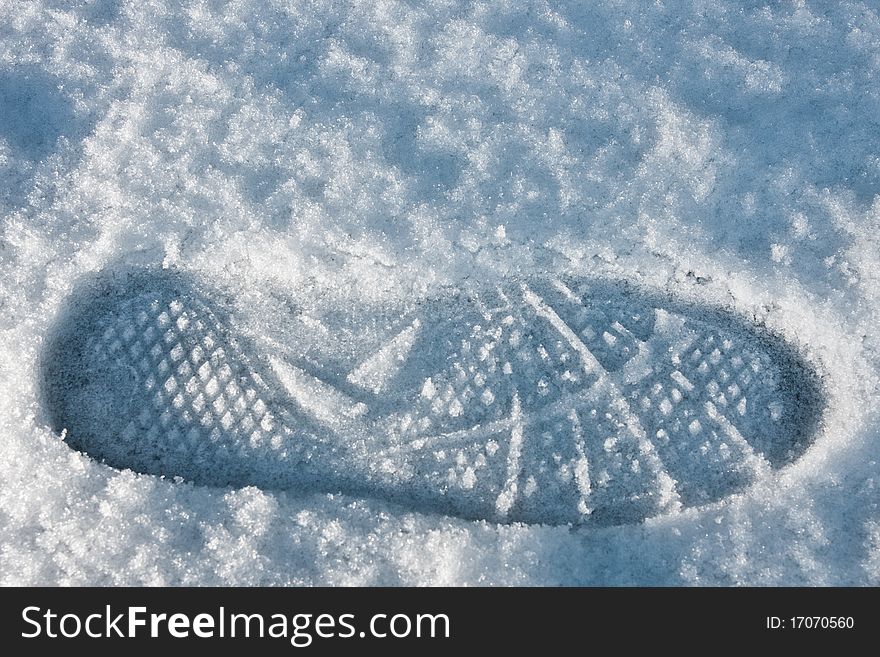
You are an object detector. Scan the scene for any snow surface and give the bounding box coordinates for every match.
[1,0,880,585]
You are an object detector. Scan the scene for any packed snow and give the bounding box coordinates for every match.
[2,0,879,585]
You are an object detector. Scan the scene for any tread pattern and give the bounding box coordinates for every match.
[42,269,821,526]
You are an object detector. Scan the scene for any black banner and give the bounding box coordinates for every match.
[1,587,874,652]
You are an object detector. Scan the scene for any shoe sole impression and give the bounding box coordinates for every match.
[40,267,823,526]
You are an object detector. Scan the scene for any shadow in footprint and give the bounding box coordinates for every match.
[40,266,825,526]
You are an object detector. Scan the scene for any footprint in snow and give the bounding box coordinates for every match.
[40,266,824,526]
